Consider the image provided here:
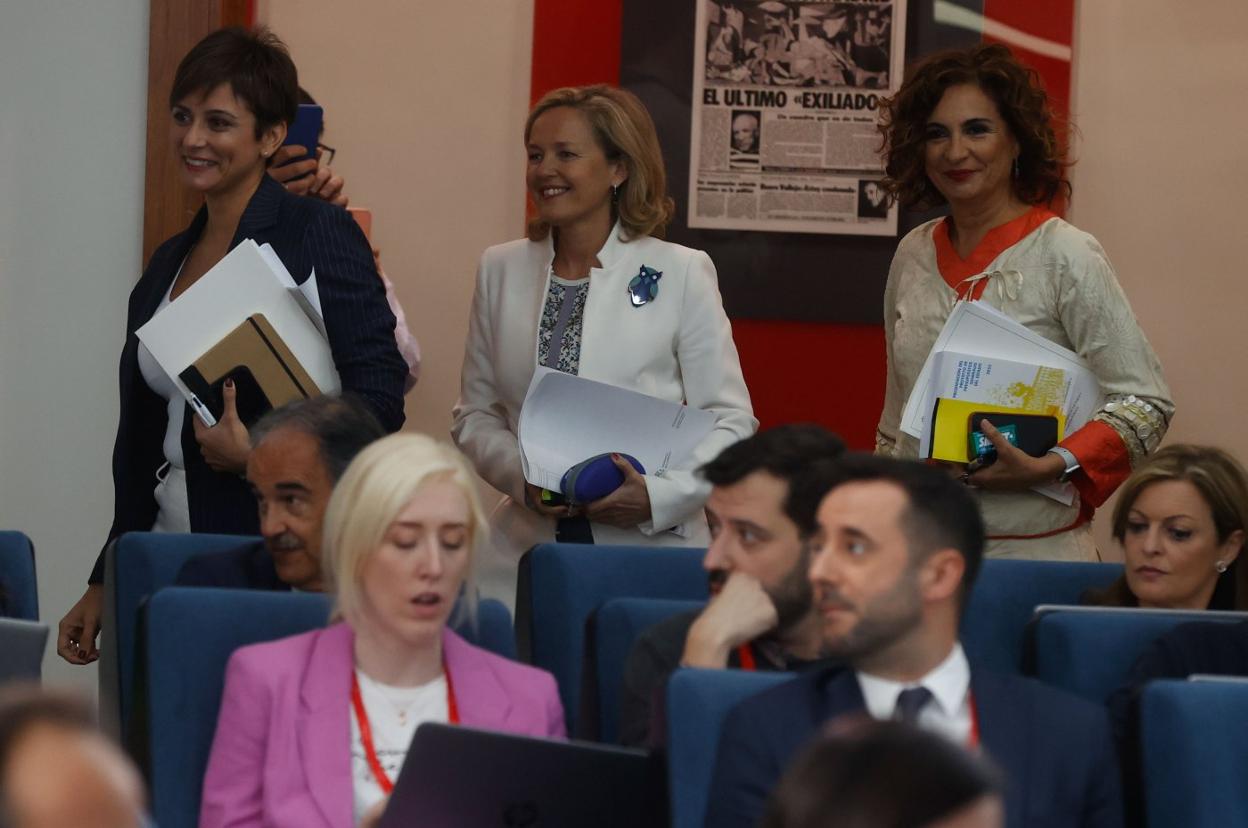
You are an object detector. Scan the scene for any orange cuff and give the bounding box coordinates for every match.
[1060,421,1133,508]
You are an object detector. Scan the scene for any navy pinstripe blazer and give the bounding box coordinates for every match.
[89,175,406,583]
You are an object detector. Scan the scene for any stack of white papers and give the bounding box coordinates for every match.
[902,301,1101,439]
[518,369,716,492]
[901,301,1103,505]
[137,239,340,426]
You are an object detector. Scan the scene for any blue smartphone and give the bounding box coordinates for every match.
[281,103,323,166]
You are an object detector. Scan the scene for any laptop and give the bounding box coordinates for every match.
[377,724,667,827]
[0,618,49,683]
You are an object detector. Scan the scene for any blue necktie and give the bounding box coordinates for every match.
[894,686,933,725]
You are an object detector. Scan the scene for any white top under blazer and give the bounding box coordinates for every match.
[452,224,757,605]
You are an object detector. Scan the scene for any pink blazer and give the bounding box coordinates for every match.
[199,622,565,828]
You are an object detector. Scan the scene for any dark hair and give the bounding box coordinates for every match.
[701,425,847,535]
[761,718,1001,828]
[826,454,985,604]
[878,43,1070,209]
[0,687,95,808]
[249,395,386,483]
[169,26,298,139]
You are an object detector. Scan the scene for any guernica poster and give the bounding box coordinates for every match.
[689,0,907,236]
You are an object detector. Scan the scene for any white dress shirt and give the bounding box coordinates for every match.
[856,643,973,746]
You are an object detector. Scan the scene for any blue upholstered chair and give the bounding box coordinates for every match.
[666,668,790,828]
[517,544,708,733]
[585,597,702,742]
[960,559,1120,673]
[111,532,257,735]
[1029,606,1248,702]
[142,587,515,828]
[1141,678,1248,827]
[0,530,38,620]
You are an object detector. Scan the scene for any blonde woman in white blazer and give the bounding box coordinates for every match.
[453,85,757,605]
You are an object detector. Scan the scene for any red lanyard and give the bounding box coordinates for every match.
[736,644,756,671]
[967,689,980,749]
[351,664,459,794]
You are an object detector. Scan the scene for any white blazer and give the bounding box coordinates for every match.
[452,225,757,605]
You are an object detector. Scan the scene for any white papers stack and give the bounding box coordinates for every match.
[137,239,340,425]
[901,301,1101,439]
[901,301,1102,505]
[916,351,1071,460]
[518,369,716,491]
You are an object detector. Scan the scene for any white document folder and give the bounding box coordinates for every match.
[900,301,1102,440]
[136,239,340,425]
[517,369,716,492]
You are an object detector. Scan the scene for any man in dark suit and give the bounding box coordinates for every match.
[175,395,384,591]
[619,424,844,747]
[706,455,1124,828]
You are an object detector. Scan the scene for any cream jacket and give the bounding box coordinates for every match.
[877,216,1173,545]
[453,226,756,604]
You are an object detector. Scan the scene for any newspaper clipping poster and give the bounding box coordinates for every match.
[689,0,907,236]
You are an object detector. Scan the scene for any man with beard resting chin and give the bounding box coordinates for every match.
[175,395,385,591]
[705,454,1125,828]
[617,425,846,748]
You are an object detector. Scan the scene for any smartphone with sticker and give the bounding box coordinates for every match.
[968,412,1059,465]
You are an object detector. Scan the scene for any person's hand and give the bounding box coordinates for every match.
[268,146,348,207]
[582,455,652,528]
[192,379,251,475]
[681,572,779,668]
[267,145,319,190]
[57,584,103,664]
[965,419,1066,491]
[305,165,348,207]
[524,482,572,519]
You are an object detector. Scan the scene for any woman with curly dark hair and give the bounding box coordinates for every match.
[874,44,1173,560]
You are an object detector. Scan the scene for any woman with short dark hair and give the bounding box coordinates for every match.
[874,44,1173,560]
[57,27,407,665]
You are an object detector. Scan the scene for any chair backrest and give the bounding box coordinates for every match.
[518,544,708,733]
[1028,606,1248,702]
[143,587,515,828]
[0,530,38,620]
[1141,678,1248,827]
[960,559,1121,673]
[113,532,258,734]
[585,597,703,742]
[666,668,790,828]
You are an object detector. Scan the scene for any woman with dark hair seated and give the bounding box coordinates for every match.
[201,434,564,827]
[873,43,1172,562]
[57,26,407,666]
[762,718,1004,828]
[1083,444,1247,610]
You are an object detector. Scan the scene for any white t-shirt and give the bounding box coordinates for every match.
[350,669,449,823]
[136,278,190,533]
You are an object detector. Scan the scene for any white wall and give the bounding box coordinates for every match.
[258,0,536,442]
[0,1,149,691]
[1070,0,1248,556]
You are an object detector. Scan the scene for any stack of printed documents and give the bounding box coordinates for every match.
[137,239,339,427]
[517,369,716,492]
[901,301,1102,504]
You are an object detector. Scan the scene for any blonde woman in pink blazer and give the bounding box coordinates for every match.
[200,434,565,828]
